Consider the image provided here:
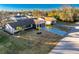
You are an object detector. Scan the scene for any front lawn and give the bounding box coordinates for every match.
[0,29,63,54]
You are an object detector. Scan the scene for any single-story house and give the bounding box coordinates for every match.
[34,17,45,28]
[9,15,28,22]
[4,19,35,34]
[44,17,57,25]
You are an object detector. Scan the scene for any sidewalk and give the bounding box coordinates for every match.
[49,23,79,54]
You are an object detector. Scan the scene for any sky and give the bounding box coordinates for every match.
[0,4,79,11]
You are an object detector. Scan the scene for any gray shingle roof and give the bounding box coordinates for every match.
[9,19,35,29]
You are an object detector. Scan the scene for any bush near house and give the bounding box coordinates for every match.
[16,26,23,31]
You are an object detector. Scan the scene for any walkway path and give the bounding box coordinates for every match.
[49,22,79,54]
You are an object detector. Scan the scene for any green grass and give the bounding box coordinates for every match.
[0,35,9,44]
[0,30,10,44]
[0,30,63,54]
[57,20,75,26]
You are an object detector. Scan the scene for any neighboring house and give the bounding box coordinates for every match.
[44,17,57,25]
[9,16,28,22]
[34,17,45,28]
[26,12,35,18]
[4,19,35,34]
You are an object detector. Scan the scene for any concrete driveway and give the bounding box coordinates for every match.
[49,22,79,54]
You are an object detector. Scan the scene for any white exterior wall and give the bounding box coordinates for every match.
[45,21,52,25]
[38,18,45,24]
[5,24,16,34]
